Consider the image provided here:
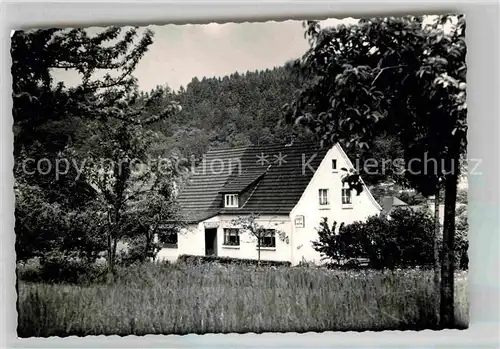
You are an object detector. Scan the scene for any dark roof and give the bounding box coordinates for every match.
[177,142,328,223]
[380,196,409,216]
[219,169,267,193]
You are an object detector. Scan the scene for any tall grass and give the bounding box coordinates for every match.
[17,263,469,337]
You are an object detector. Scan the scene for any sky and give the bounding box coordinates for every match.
[53,17,358,92]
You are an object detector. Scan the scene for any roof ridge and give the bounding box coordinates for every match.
[207,141,324,152]
[206,146,249,153]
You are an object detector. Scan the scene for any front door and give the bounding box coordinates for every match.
[205,228,217,256]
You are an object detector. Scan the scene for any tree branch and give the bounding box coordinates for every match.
[371,65,407,86]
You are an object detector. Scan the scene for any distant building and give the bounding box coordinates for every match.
[379,194,447,230]
[380,195,411,219]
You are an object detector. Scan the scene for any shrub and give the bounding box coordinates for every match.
[313,208,437,269]
[17,254,107,285]
[178,254,291,267]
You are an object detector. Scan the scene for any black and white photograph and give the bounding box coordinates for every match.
[12,14,468,337]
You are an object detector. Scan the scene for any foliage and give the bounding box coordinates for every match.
[15,180,107,263]
[12,27,185,274]
[17,257,107,285]
[139,67,306,163]
[119,182,184,265]
[456,188,467,205]
[313,208,437,269]
[369,182,428,206]
[12,27,154,259]
[454,204,468,269]
[11,27,157,190]
[288,16,466,186]
[79,115,183,275]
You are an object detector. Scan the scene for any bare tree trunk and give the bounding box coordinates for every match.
[433,187,441,326]
[144,230,152,263]
[257,238,261,267]
[106,207,115,283]
[106,233,115,283]
[440,170,458,328]
[106,205,120,283]
[112,237,118,267]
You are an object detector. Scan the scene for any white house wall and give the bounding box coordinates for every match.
[156,223,202,262]
[156,215,292,263]
[289,144,381,265]
[215,214,292,262]
[155,246,179,262]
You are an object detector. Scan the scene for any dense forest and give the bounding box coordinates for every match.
[141,63,306,162]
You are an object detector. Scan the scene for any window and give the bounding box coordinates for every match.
[158,229,178,248]
[258,229,276,248]
[223,228,240,246]
[224,194,239,208]
[342,188,352,205]
[318,189,330,205]
[332,159,337,170]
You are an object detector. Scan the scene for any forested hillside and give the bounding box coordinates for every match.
[142,63,308,162]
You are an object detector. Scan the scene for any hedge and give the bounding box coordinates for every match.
[178,254,291,267]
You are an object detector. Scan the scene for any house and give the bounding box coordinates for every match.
[156,142,382,265]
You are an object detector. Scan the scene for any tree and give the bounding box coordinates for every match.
[287,15,466,328]
[12,27,184,278]
[78,93,182,279]
[12,27,156,262]
[14,178,108,264]
[11,27,158,160]
[119,181,184,264]
[231,213,289,266]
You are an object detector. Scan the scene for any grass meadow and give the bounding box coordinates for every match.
[17,262,469,337]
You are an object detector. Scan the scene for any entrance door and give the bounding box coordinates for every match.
[205,228,218,256]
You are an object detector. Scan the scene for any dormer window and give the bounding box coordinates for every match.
[224,194,239,208]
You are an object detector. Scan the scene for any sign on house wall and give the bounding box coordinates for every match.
[294,215,305,228]
[204,222,219,229]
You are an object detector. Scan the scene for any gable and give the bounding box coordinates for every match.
[290,143,382,217]
[334,143,382,211]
